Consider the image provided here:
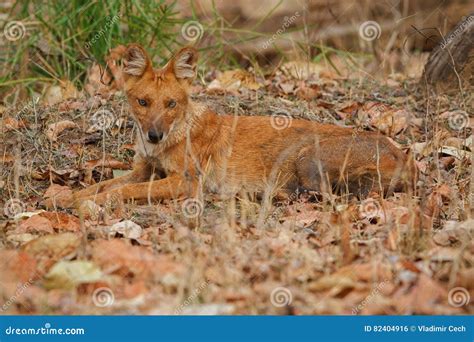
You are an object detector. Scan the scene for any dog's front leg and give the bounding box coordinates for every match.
[78,173,195,205]
[73,161,152,200]
[42,173,136,209]
[73,172,137,199]
[43,161,155,209]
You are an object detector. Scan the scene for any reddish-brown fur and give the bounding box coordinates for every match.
[51,44,414,207]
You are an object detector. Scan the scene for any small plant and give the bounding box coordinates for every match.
[0,0,182,100]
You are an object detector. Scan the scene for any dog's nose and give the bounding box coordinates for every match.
[147,129,163,144]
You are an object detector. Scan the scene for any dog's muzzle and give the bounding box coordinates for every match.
[147,128,164,144]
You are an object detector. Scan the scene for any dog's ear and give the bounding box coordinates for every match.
[123,44,151,77]
[169,47,198,84]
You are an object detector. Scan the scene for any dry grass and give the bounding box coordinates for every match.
[0,66,472,315]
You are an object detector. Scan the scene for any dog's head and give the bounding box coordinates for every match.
[120,44,198,144]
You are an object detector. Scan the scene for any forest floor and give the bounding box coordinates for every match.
[0,52,473,314]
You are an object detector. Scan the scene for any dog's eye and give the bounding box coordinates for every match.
[137,99,148,107]
[168,100,176,108]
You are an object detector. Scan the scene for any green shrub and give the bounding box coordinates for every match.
[1,0,182,97]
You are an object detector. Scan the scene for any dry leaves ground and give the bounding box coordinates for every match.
[0,56,473,315]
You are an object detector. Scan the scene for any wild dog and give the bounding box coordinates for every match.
[52,44,414,207]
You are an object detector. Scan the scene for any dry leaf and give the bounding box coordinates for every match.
[279,82,295,94]
[84,63,116,98]
[46,120,77,141]
[58,100,87,113]
[22,232,82,273]
[296,82,320,100]
[108,220,142,239]
[6,233,37,245]
[78,200,102,220]
[423,184,453,218]
[208,70,261,92]
[16,214,54,234]
[357,102,409,136]
[393,274,448,314]
[309,274,360,294]
[92,239,182,282]
[43,260,104,289]
[39,212,81,232]
[281,210,323,227]
[2,117,28,131]
[43,80,80,106]
[438,145,471,159]
[105,45,127,89]
[337,101,361,118]
[0,250,38,283]
[43,184,73,208]
[84,45,126,98]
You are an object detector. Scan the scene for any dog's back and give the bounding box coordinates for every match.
[164,111,414,198]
